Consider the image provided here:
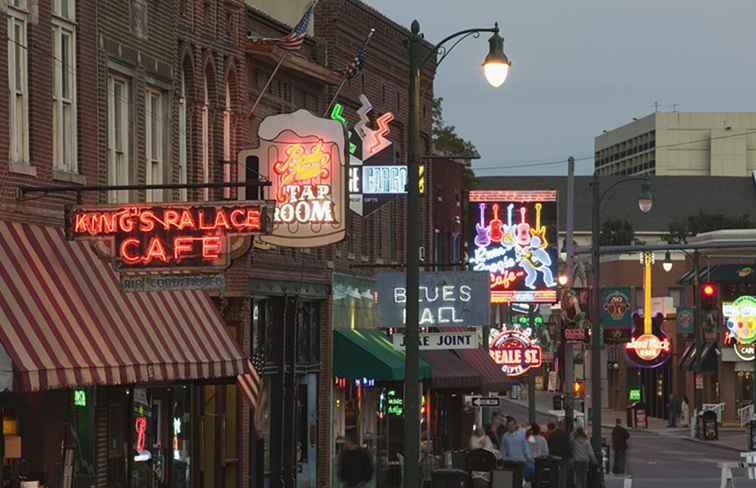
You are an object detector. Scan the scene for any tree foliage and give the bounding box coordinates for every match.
[432,97,479,158]
[663,211,753,244]
[599,219,635,246]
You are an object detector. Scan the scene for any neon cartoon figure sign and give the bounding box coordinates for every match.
[468,191,558,303]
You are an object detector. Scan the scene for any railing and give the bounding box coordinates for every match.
[739,403,754,427]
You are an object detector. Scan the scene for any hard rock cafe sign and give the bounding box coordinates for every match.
[625,333,671,361]
[489,328,542,377]
[239,109,347,247]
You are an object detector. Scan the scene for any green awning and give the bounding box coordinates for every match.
[333,329,432,381]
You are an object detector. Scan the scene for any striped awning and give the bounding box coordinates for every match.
[0,220,260,407]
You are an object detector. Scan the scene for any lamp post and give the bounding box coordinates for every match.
[404,20,510,488]
[589,173,652,458]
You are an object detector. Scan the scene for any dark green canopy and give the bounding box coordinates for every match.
[333,329,431,381]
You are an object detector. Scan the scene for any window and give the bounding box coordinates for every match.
[223,80,233,199]
[145,89,163,202]
[52,0,77,172]
[108,76,130,203]
[201,73,210,201]
[178,73,188,201]
[8,1,29,165]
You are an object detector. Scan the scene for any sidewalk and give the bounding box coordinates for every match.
[501,388,748,452]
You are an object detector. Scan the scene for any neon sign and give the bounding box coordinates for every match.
[723,296,756,345]
[65,202,270,270]
[239,109,346,247]
[74,389,86,407]
[362,166,407,194]
[468,191,558,303]
[489,329,542,377]
[625,252,672,368]
[135,416,147,453]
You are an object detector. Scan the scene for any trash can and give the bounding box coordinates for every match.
[553,394,564,411]
[430,468,467,488]
[493,460,525,488]
[534,456,565,488]
[701,410,718,440]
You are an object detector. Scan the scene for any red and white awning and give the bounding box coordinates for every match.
[0,220,260,408]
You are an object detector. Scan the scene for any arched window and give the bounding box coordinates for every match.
[178,70,188,200]
[223,78,233,199]
[201,67,211,201]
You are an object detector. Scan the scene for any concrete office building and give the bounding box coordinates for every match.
[595,112,756,176]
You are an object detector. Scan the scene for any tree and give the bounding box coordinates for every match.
[432,97,479,157]
[663,211,754,243]
[599,219,635,246]
[432,97,479,190]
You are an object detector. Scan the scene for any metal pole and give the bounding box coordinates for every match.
[564,156,576,432]
[590,172,603,456]
[403,19,422,488]
[693,252,703,413]
[528,305,537,425]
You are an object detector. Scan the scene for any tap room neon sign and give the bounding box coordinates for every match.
[65,202,270,271]
[238,109,346,247]
[468,191,558,303]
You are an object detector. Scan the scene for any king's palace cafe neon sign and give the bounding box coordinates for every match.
[65,202,271,271]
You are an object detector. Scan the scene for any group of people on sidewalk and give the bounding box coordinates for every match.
[469,413,631,488]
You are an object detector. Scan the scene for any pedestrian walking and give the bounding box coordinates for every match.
[611,418,630,474]
[501,418,535,481]
[337,439,374,488]
[547,420,572,460]
[571,427,597,488]
[680,395,690,427]
[528,424,550,458]
[470,424,502,488]
[488,414,503,450]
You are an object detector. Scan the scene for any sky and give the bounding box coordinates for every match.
[363,0,756,176]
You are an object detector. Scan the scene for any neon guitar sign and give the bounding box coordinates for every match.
[468,191,558,304]
[625,252,672,368]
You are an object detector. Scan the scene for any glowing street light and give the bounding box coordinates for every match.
[483,26,511,87]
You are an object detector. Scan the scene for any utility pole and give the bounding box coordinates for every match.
[528,304,537,425]
[589,172,603,457]
[564,156,576,432]
[693,252,703,413]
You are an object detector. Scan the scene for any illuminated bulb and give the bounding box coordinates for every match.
[662,251,673,272]
[484,62,509,88]
[557,274,569,286]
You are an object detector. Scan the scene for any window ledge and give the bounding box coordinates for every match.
[9,162,37,177]
[53,170,87,185]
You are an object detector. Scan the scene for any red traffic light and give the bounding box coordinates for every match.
[702,284,716,296]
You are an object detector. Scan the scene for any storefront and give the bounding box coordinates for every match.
[0,221,258,488]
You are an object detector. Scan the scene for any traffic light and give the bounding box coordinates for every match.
[573,381,584,399]
[701,282,718,310]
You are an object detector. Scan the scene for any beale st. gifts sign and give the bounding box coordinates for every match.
[65,202,271,271]
[238,109,347,248]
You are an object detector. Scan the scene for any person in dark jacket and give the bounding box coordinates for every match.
[547,420,572,460]
[611,418,630,474]
[337,439,374,487]
[488,414,502,449]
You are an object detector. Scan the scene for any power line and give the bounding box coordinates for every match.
[472,127,756,173]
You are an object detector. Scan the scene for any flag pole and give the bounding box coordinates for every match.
[323,28,376,116]
[247,52,289,119]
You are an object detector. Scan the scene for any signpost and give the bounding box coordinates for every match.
[471,397,501,408]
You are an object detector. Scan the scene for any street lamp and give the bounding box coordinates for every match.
[589,173,652,460]
[662,251,673,272]
[483,29,511,87]
[404,20,508,488]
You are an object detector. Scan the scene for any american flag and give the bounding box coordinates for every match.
[342,47,368,80]
[341,29,374,80]
[237,349,265,410]
[279,1,317,51]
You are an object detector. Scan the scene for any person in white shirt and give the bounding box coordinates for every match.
[470,424,502,487]
[527,423,550,459]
